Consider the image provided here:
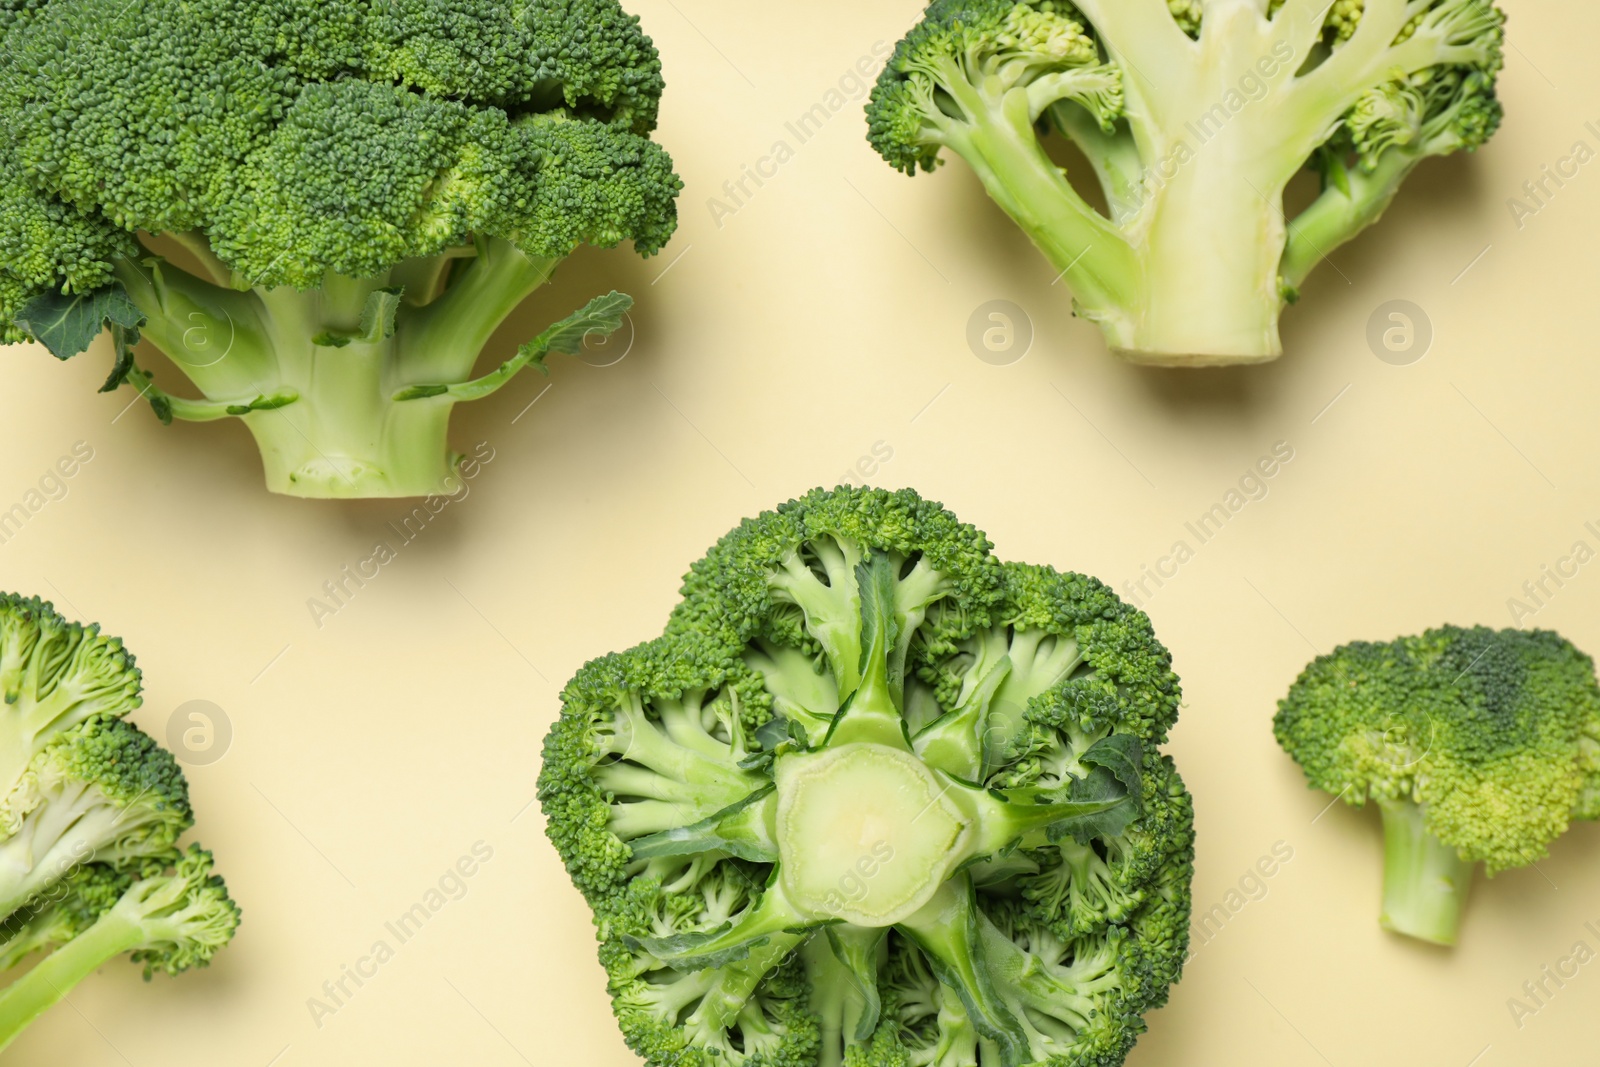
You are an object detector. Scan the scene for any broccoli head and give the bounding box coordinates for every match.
[1275,625,1600,945]
[0,592,240,1050]
[540,486,1193,1067]
[0,0,680,498]
[867,0,1504,365]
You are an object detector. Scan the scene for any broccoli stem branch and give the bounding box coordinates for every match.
[0,909,144,1052]
[899,879,1032,1067]
[121,365,297,422]
[1280,148,1418,293]
[162,232,237,289]
[801,930,882,1067]
[1377,797,1475,946]
[401,238,559,384]
[938,88,1140,323]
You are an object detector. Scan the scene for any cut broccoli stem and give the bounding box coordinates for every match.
[1377,797,1475,946]
[776,743,969,926]
[107,239,564,498]
[1109,144,1294,365]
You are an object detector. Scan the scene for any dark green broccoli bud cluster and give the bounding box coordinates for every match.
[0,0,680,498]
[540,486,1193,1067]
[0,594,241,1051]
[867,0,1506,365]
[1275,625,1600,945]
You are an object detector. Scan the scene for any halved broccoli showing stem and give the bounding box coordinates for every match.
[0,594,240,1051]
[0,0,680,498]
[540,486,1194,1067]
[1275,625,1600,946]
[867,0,1504,365]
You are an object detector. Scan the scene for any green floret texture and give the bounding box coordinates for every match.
[1275,625,1600,945]
[0,592,240,1051]
[539,486,1193,1067]
[0,0,681,499]
[866,0,1505,366]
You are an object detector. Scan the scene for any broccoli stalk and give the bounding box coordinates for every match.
[869,0,1505,365]
[0,846,240,1052]
[1376,796,1475,945]
[103,249,628,497]
[1,0,680,498]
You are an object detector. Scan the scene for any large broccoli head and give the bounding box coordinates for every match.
[0,0,680,498]
[867,0,1504,365]
[539,486,1193,1067]
[1275,625,1600,945]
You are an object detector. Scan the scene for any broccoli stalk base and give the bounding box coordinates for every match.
[1377,797,1476,946]
[0,908,145,1051]
[111,241,559,499]
[224,340,462,499]
[942,84,1297,366]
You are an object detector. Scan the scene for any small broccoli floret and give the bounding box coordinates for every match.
[0,845,240,1050]
[868,0,1506,365]
[0,593,239,1052]
[1275,625,1600,945]
[0,594,143,832]
[0,0,680,498]
[540,486,1193,1067]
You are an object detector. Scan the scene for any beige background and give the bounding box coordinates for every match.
[2,0,1597,1063]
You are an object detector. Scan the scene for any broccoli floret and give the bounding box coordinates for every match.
[0,845,241,1050]
[0,593,239,1051]
[0,0,680,498]
[1275,625,1600,945]
[540,486,1193,1067]
[0,718,192,917]
[867,0,1504,365]
[0,593,143,831]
